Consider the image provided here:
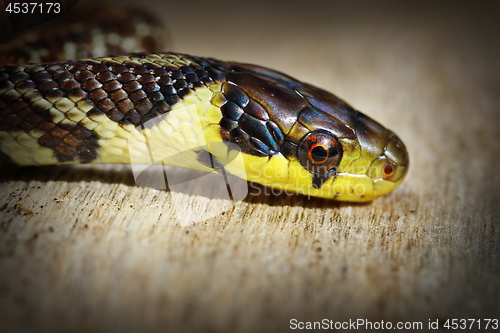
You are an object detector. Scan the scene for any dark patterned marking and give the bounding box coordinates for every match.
[280,140,297,160]
[311,171,335,189]
[219,118,238,132]
[222,82,249,108]
[221,101,243,121]
[33,123,99,163]
[217,69,297,157]
[60,79,80,91]
[238,114,277,151]
[228,72,307,134]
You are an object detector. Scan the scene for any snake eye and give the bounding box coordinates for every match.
[298,131,343,174]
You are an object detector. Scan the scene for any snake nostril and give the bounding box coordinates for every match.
[382,163,395,179]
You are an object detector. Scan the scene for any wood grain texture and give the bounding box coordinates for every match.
[1,1,499,332]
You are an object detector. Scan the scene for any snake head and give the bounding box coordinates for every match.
[205,59,408,201]
[293,82,410,201]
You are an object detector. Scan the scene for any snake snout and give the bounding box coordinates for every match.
[379,132,409,184]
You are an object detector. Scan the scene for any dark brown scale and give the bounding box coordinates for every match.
[96,97,115,112]
[4,114,22,127]
[20,120,35,132]
[25,66,45,75]
[139,81,156,94]
[128,90,147,102]
[81,78,102,92]
[60,79,80,91]
[238,114,278,151]
[15,80,36,91]
[116,99,134,114]
[134,99,153,115]
[149,91,165,104]
[220,118,238,132]
[297,107,355,140]
[281,141,298,160]
[9,99,29,111]
[170,70,184,80]
[111,65,129,75]
[222,82,249,108]
[180,66,194,74]
[89,64,109,73]
[221,101,243,121]
[31,71,52,84]
[186,73,202,87]
[38,134,59,148]
[88,89,107,103]
[267,121,285,146]
[38,121,56,132]
[63,135,81,147]
[68,88,87,100]
[9,71,30,83]
[123,81,142,94]
[55,144,78,160]
[45,88,64,100]
[173,79,188,91]
[103,80,122,92]
[50,127,70,139]
[24,114,44,127]
[86,107,104,117]
[118,72,136,83]
[107,108,125,122]
[161,85,176,96]
[46,65,62,73]
[68,63,87,74]
[109,90,128,103]
[96,72,116,83]
[53,71,73,83]
[139,74,156,85]
[125,110,142,124]
[2,92,19,103]
[243,99,269,121]
[132,66,149,76]
[74,70,94,82]
[163,95,180,107]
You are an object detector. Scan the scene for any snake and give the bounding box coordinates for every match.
[0,6,409,202]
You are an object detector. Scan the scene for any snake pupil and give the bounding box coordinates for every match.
[311,146,328,163]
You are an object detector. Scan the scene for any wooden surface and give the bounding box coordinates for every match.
[1,1,499,332]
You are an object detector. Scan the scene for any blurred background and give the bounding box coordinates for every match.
[0,0,499,332]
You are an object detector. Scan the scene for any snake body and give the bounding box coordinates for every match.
[0,7,408,202]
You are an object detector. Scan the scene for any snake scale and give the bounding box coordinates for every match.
[0,6,408,202]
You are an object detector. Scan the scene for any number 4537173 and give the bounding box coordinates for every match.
[5,2,61,14]
[443,319,498,330]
